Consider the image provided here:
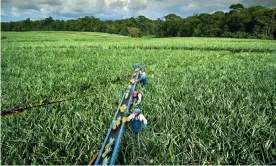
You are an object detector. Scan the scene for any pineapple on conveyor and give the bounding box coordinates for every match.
[122,116,128,123]
[105,137,115,150]
[125,89,130,99]
[112,120,117,130]
[122,111,129,123]
[129,79,135,85]
[102,148,111,158]
[116,116,122,127]
[120,104,127,113]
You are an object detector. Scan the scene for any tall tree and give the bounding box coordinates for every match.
[230,3,245,11]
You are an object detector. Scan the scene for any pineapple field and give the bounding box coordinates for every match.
[1,31,276,165]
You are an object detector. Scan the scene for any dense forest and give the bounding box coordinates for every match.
[1,4,276,39]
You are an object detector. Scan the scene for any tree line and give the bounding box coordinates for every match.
[1,4,276,39]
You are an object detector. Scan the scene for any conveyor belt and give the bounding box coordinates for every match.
[93,68,140,165]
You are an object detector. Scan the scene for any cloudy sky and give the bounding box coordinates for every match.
[1,0,276,22]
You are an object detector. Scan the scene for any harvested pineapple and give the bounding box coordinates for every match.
[116,120,121,126]
[102,148,111,158]
[102,152,107,158]
[122,117,128,123]
[112,120,117,130]
[105,145,111,151]
[125,90,130,99]
[105,137,115,150]
[116,117,121,127]
[120,104,127,113]
[129,79,135,84]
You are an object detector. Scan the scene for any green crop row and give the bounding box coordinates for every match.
[2,32,276,51]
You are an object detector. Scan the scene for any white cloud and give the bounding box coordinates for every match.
[180,3,199,12]
[11,7,20,17]
[105,0,148,11]
[105,0,126,7]
[128,0,148,10]
[40,8,49,15]
[1,9,7,17]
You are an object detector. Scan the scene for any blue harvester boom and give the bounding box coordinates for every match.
[92,68,140,165]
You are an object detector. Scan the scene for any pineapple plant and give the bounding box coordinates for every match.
[3,32,275,165]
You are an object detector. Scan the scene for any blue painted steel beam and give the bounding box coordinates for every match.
[109,69,140,165]
[94,97,125,165]
[109,68,140,165]
[94,68,140,165]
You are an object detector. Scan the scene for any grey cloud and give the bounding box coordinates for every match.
[1,0,10,4]
[108,0,126,9]
[16,3,41,10]
[128,0,148,10]
[1,0,64,12]
[36,0,63,5]
[2,0,63,7]
[72,0,89,5]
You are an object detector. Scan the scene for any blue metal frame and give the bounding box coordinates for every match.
[94,94,125,165]
[109,69,140,165]
[119,88,124,101]
[94,68,140,165]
